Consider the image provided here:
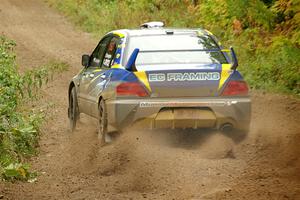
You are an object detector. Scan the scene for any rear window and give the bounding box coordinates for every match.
[126,34,228,67]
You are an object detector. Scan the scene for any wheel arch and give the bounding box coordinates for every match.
[68,82,76,99]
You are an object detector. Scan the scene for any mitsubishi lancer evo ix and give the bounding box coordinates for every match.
[68,22,251,143]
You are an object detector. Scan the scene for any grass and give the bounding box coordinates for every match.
[0,36,69,181]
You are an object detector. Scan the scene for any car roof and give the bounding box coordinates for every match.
[110,28,212,38]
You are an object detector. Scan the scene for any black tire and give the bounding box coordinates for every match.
[98,99,112,144]
[69,87,79,132]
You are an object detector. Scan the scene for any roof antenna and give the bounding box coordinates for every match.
[140,21,165,29]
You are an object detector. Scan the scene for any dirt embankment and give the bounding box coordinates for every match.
[0,0,300,199]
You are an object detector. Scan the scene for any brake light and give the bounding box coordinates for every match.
[116,82,149,97]
[222,80,249,96]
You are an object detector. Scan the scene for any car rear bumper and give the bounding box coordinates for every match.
[106,97,251,132]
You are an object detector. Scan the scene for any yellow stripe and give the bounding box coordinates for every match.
[134,71,152,92]
[111,64,124,69]
[93,69,102,72]
[205,29,214,36]
[218,64,232,90]
[113,31,125,38]
[221,49,230,53]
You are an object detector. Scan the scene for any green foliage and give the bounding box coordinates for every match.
[47,0,194,36]
[47,0,300,95]
[0,36,68,181]
[272,0,300,45]
[195,0,300,95]
[22,61,68,98]
[1,163,37,182]
[241,37,300,94]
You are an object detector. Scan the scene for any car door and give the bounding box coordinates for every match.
[78,35,120,117]
[88,36,121,117]
[77,35,113,115]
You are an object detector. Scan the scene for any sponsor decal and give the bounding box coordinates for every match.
[139,100,237,108]
[148,73,165,82]
[148,72,220,82]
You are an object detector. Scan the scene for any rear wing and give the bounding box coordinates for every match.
[125,47,239,71]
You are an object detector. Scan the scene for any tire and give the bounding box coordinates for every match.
[98,99,112,144]
[69,87,79,132]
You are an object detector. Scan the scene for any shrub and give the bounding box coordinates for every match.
[0,36,68,181]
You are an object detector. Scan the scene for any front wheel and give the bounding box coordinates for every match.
[98,99,112,144]
[68,87,79,132]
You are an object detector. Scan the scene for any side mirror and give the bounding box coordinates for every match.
[230,47,238,70]
[125,48,140,71]
[82,54,90,67]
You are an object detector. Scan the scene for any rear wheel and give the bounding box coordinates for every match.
[98,99,112,144]
[69,87,79,132]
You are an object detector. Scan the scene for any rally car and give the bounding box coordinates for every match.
[68,22,251,143]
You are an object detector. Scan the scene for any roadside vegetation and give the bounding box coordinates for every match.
[47,0,300,96]
[0,36,68,181]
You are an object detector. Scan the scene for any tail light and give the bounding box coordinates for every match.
[116,82,149,97]
[222,80,249,96]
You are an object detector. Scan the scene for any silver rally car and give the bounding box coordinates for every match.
[68,22,251,142]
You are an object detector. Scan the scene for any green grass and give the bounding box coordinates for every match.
[0,36,69,181]
[47,0,300,96]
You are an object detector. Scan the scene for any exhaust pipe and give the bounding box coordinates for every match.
[220,123,233,133]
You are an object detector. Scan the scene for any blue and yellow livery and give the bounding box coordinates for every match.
[68,22,251,143]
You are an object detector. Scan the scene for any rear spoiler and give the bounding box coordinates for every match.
[221,47,239,70]
[126,48,140,71]
[125,47,239,71]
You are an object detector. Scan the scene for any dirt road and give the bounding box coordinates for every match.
[1,0,300,199]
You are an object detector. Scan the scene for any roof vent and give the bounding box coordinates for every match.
[140,21,165,29]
